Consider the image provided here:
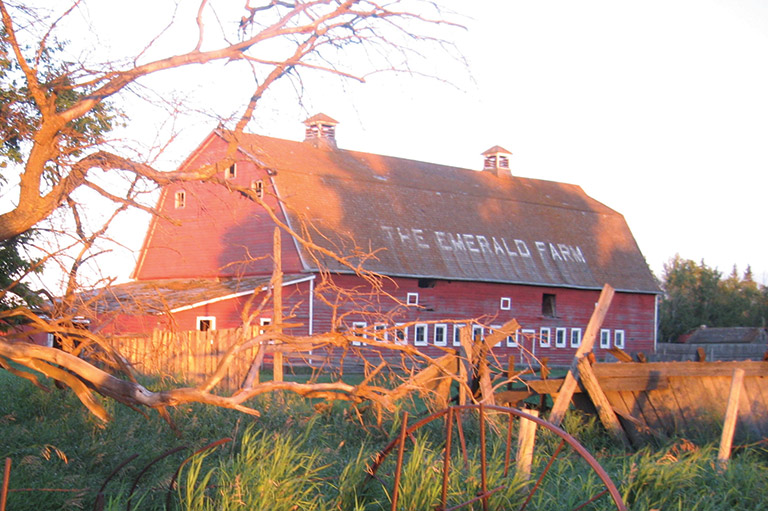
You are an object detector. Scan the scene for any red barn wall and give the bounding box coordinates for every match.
[134,136,304,280]
[310,274,656,365]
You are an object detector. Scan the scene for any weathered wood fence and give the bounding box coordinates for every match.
[111,328,270,391]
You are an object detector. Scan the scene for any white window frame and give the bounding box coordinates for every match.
[394,323,408,345]
[472,324,484,343]
[555,327,567,348]
[351,321,367,346]
[453,323,466,346]
[373,323,388,342]
[614,329,625,349]
[539,327,551,348]
[226,163,237,179]
[506,329,519,347]
[570,328,583,348]
[600,328,611,349]
[406,292,419,305]
[433,323,448,346]
[251,179,264,199]
[491,324,503,347]
[46,333,55,348]
[521,329,537,348]
[414,323,428,346]
[197,316,216,332]
[500,297,512,310]
[259,317,271,335]
[174,190,186,209]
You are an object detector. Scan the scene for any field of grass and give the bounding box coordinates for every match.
[2,369,768,510]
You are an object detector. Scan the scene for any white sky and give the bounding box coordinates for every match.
[35,0,768,286]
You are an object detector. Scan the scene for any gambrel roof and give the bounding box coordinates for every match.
[216,130,660,294]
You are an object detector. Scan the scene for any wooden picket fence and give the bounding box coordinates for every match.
[110,327,275,391]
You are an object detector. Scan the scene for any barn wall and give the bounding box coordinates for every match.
[310,274,656,365]
[168,280,313,334]
[134,135,304,280]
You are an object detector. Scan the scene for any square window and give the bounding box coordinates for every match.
[539,327,551,347]
[174,190,186,208]
[406,292,419,305]
[434,324,448,346]
[614,329,625,349]
[542,293,556,317]
[570,328,582,348]
[453,324,466,346]
[259,317,271,335]
[226,163,237,179]
[395,323,408,345]
[197,316,216,332]
[500,297,511,310]
[600,329,611,349]
[414,324,428,346]
[555,327,567,348]
[374,323,388,342]
[351,321,367,346]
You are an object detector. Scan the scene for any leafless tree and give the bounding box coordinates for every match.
[0,1,499,423]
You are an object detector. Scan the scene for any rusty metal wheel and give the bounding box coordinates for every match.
[366,404,626,511]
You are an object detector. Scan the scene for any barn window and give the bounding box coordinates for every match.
[406,292,419,305]
[414,324,428,346]
[394,323,408,345]
[542,293,556,317]
[500,297,511,310]
[570,328,583,348]
[506,329,519,347]
[351,321,367,346]
[539,327,551,347]
[614,329,625,349]
[472,324,484,342]
[555,327,567,348]
[453,323,466,346]
[418,278,436,288]
[174,190,186,208]
[259,317,271,335]
[226,163,237,179]
[197,316,216,331]
[374,323,388,341]
[251,179,264,198]
[600,328,611,348]
[434,323,447,346]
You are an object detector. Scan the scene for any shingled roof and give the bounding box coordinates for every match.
[222,130,659,294]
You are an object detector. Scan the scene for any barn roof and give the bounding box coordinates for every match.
[224,130,660,294]
[78,275,307,315]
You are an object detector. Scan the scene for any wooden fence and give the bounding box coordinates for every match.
[112,328,270,391]
[109,328,381,391]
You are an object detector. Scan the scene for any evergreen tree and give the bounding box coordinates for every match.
[659,255,768,341]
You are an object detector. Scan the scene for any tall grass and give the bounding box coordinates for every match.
[3,370,768,510]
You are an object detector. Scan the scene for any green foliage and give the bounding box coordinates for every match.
[0,231,42,316]
[0,28,118,173]
[658,255,768,341]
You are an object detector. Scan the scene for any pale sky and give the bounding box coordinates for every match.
[35,1,768,287]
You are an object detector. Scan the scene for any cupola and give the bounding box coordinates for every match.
[303,113,338,148]
[482,145,513,176]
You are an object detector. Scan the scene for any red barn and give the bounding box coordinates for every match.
[98,114,660,365]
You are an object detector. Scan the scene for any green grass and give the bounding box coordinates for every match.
[2,370,768,510]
